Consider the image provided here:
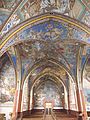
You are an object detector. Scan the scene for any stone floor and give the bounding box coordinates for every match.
[22,110,78,120]
[23,118,42,120]
[23,115,54,120]
[55,112,77,120]
[23,114,77,120]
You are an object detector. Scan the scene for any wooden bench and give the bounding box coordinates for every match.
[0,114,6,120]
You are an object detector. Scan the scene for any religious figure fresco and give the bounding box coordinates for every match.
[2,0,20,10]
[83,59,90,111]
[34,80,62,107]
[83,87,90,111]
[0,61,16,103]
[1,0,90,39]
[82,11,90,27]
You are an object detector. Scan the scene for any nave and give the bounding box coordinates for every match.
[22,109,77,120]
[0,0,90,120]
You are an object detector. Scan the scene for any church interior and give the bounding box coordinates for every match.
[0,0,90,120]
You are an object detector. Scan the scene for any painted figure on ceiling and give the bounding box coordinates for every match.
[69,0,75,10]
[40,0,56,12]
[83,11,90,27]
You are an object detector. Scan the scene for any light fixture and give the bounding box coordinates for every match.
[62,93,64,96]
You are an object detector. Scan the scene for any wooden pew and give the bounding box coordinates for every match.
[0,114,6,120]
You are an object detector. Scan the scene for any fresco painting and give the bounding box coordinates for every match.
[0,0,89,38]
[83,78,90,111]
[34,80,62,107]
[0,0,90,119]
[82,11,90,27]
[22,80,28,111]
[0,61,16,104]
[0,15,8,26]
[19,40,70,78]
[1,20,88,79]
[1,19,90,55]
[0,0,75,36]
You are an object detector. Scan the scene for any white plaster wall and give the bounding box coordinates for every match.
[0,103,13,120]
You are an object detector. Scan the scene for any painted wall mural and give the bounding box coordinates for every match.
[0,60,16,104]
[19,41,70,78]
[1,20,89,79]
[0,9,10,32]
[34,80,62,107]
[69,80,77,110]
[8,48,17,68]
[0,0,74,36]
[69,0,84,19]
[22,79,28,111]
[1,19,90,54]
[17,20,90,43]
[0,53,9,70]
[0,14,20,38]
[1,0,20,11]
[0,15,8,27]
[83,57,90,111]
[82,11,90,27]
[0,0,89,37]
[0,0,21,36]
[1,20,83,77]
[83,79,90,111]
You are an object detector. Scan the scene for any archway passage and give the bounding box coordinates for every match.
[22,74,77,120]
[33,78,64,108]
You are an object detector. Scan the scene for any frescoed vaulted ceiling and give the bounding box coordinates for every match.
[0,0,20,10]
[0,0,90,37]
[19,39,77,77]
[0,0,90,105]
[0,53,9,70]
[34,79,63,107]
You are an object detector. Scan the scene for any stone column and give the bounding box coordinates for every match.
[17,90,22,113]
[12,89,23,120]
[28,79,31,111]
[76,45,87,120]
[67,94,70,114]
[12,90,18,119]
[67,79,70,114]
[30,88,34,111]
[32,87,34,110]
[12,46,22,120]
[64,86,68,110]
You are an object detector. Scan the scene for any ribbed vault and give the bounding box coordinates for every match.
[0,1,90,119]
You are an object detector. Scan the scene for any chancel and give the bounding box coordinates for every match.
[0,0,90,120]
